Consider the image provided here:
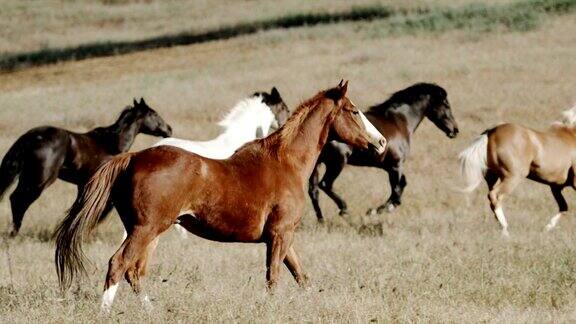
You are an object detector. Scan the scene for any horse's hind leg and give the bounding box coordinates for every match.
[9,156,61,236]
[101,226,158,313]
[545,186,567,231]
[283,245,308,287]
[125,236,159,311]
[488,174,521,237]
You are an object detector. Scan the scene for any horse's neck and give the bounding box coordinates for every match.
[91,116,140,154]
[277,105,332,177]
[395,100,428,134]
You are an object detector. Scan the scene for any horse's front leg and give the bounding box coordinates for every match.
[308,162,324,222]
[367,164,405,215]
[264,203,301,291]
[318,150,350,217]
[265,229,293,291]
[546,185,568,231]
[284,245,309,287]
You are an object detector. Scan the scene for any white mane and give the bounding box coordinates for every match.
[553,103,576,128]
[217,95,270,128]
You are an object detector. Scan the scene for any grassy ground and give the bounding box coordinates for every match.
[2,0,571,71]
[0,0,516,54]
[0,7,576,323]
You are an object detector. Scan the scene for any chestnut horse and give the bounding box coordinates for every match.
[460,104,576,236]
[0,98,172,236]
[54,81,386,312]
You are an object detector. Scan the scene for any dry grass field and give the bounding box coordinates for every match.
[0,0,516,54]
[1,1,576,322]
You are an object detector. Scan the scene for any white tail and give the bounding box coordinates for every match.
[458,133,488,192]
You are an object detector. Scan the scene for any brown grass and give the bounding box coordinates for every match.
[0,9,575,323]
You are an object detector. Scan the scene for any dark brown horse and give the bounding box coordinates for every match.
[308,83,459,221]
[460,105,576,236]
[54,81,386,312]
[0,98,172,236]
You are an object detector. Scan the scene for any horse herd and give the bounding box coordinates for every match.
[1,80,574,312]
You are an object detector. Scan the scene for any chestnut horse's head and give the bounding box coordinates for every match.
[326,81,386,154]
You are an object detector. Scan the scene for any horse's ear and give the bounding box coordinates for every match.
[338,79,344,87]
[140,97,146,105]
[326,82,348,102]
[133,98,138,107]
[270,87,280,99]
[340,80,348,96]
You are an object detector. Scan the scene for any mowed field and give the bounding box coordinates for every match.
[1,4,576,323]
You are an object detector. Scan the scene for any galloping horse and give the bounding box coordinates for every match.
[308,83,459,221]
[0,98,172,236]
[460,104,576,236]
[54,81,386,312]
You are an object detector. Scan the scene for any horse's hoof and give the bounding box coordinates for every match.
[9,229,18,237]
[339,209,348,217]
[141,295,153,312]
[366,208,378,216]
[501,230,510,238]
[385,204,396,213]
[317,218,325,224]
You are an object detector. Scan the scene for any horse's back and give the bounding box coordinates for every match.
[13,126,70,161]
[487,123,576,182]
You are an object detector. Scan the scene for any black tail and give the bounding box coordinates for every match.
[0,137,26,200]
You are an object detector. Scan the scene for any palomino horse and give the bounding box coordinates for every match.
[0,98,172,236]
[308,83,459,221]
[146,88,289,239]
[459,105,576,236]
[54,81,386,312]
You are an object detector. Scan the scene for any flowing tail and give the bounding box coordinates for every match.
[0,137,27,200]
[54,153,133,292]
[458,133,488,192]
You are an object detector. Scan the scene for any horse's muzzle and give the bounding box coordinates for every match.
[371,138,387,155]
[447,128,459,139]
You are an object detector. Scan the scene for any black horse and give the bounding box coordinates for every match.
[0,98,172,236]
[309,83,459,221]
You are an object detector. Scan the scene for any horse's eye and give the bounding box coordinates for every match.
[352,111,359,115]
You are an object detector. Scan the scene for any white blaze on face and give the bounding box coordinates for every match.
[358,111,386,153]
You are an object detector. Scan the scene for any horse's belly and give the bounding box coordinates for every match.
[178,208,266,243]
[529,163,570,185]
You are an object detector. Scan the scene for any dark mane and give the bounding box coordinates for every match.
[367,83,447,114]
[89,105,135,136]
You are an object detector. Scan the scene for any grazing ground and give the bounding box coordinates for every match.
[0,5,576,323]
